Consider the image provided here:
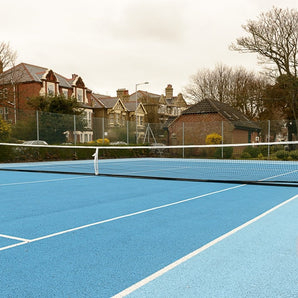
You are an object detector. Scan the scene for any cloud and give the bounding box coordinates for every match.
[106,1,187,43]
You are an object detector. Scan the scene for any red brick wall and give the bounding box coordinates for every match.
[169,113,250,145]
[16,82,42,110]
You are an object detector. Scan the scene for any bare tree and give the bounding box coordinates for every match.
[0,42,17,73]
[0,42,19,123]
[231,7,298,137]
[230,7,298,77]
[184,64,268,119]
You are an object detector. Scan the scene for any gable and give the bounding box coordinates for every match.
[136,102,147,114]
[159,95,167,105]
[175,93,187,107]
[113,99,126,112]
[73,76,85,88]
[42,69,58,83]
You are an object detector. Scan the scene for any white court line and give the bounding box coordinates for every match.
[0,233,30,242]
[0,176,92,187]
[0,241,29,251]
[260,169,298,182]
[0,184,244,252]
[113,193,298,298]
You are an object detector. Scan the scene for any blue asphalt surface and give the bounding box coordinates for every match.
[0,171,297,297]
[128,195,298,298]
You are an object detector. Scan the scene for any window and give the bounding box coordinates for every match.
[158,105,166,114]
[115,113,119,125]
[0,88,8,100]
[85,111,92,128]
[138,115,144,126]
[47,83,55,95]
[0,107,9,120]
[109,114,114,126]
[62,89,68,98]
[77,88,83,102]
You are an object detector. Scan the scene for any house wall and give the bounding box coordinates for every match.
[169,113,251,146]
[232,129,248,144]
[17,82,42,110]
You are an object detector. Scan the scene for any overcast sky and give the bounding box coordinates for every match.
[1,0,297,96]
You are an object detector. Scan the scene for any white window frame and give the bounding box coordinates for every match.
[47,83,55,96]
[77,88,83,102]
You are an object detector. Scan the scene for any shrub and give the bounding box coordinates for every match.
[88,138,110,145]
[0,119,12,142]
[214,147,233,159]
[205,133,222,145]
[289,150,298,160]
[275,150,290,160]
[241,152,251,159]
[0,145,13,162]
[241,146,260,158]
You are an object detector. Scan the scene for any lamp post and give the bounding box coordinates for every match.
[135,81,149,144]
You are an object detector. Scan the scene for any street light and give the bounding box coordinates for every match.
[135,81,149,144]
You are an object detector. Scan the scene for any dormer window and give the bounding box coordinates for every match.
[47,83,55,96]
[77,88,83,102]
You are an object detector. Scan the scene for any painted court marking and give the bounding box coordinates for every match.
[0,234,30,242]
[112,193,298,297]
[0,175,92,187]
[0,184,244,251]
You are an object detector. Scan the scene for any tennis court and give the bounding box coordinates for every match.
[0,156,297,297]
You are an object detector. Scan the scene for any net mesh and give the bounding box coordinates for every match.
[0,141,297,186]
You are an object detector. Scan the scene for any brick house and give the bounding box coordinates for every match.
[117,84,188,124]
[91,93,147,141]
[0,63,93,142]
[168,98,260,146]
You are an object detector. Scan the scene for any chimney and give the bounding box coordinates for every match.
[165,84,173,99]
[72,74,78,80]
[117,88,129,102]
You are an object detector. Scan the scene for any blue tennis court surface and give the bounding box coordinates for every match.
[0,166,297,297]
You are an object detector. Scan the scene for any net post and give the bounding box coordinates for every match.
[93,147,99,175]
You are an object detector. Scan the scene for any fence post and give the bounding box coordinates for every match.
[267,120,270,159]
[36,110,39,141]
[73,114,76,145]
[221,121,224,158]
[102,118,105,144]
[127,120,129,144]
[182,122,185,158]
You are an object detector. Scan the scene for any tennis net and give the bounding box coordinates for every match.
[0,141,297,186]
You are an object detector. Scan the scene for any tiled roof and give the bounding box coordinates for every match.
[129,90,160,101]
[183,98,260,131]
[97,97,119,109]
[0,63,79,89]
[124,102,137,112]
